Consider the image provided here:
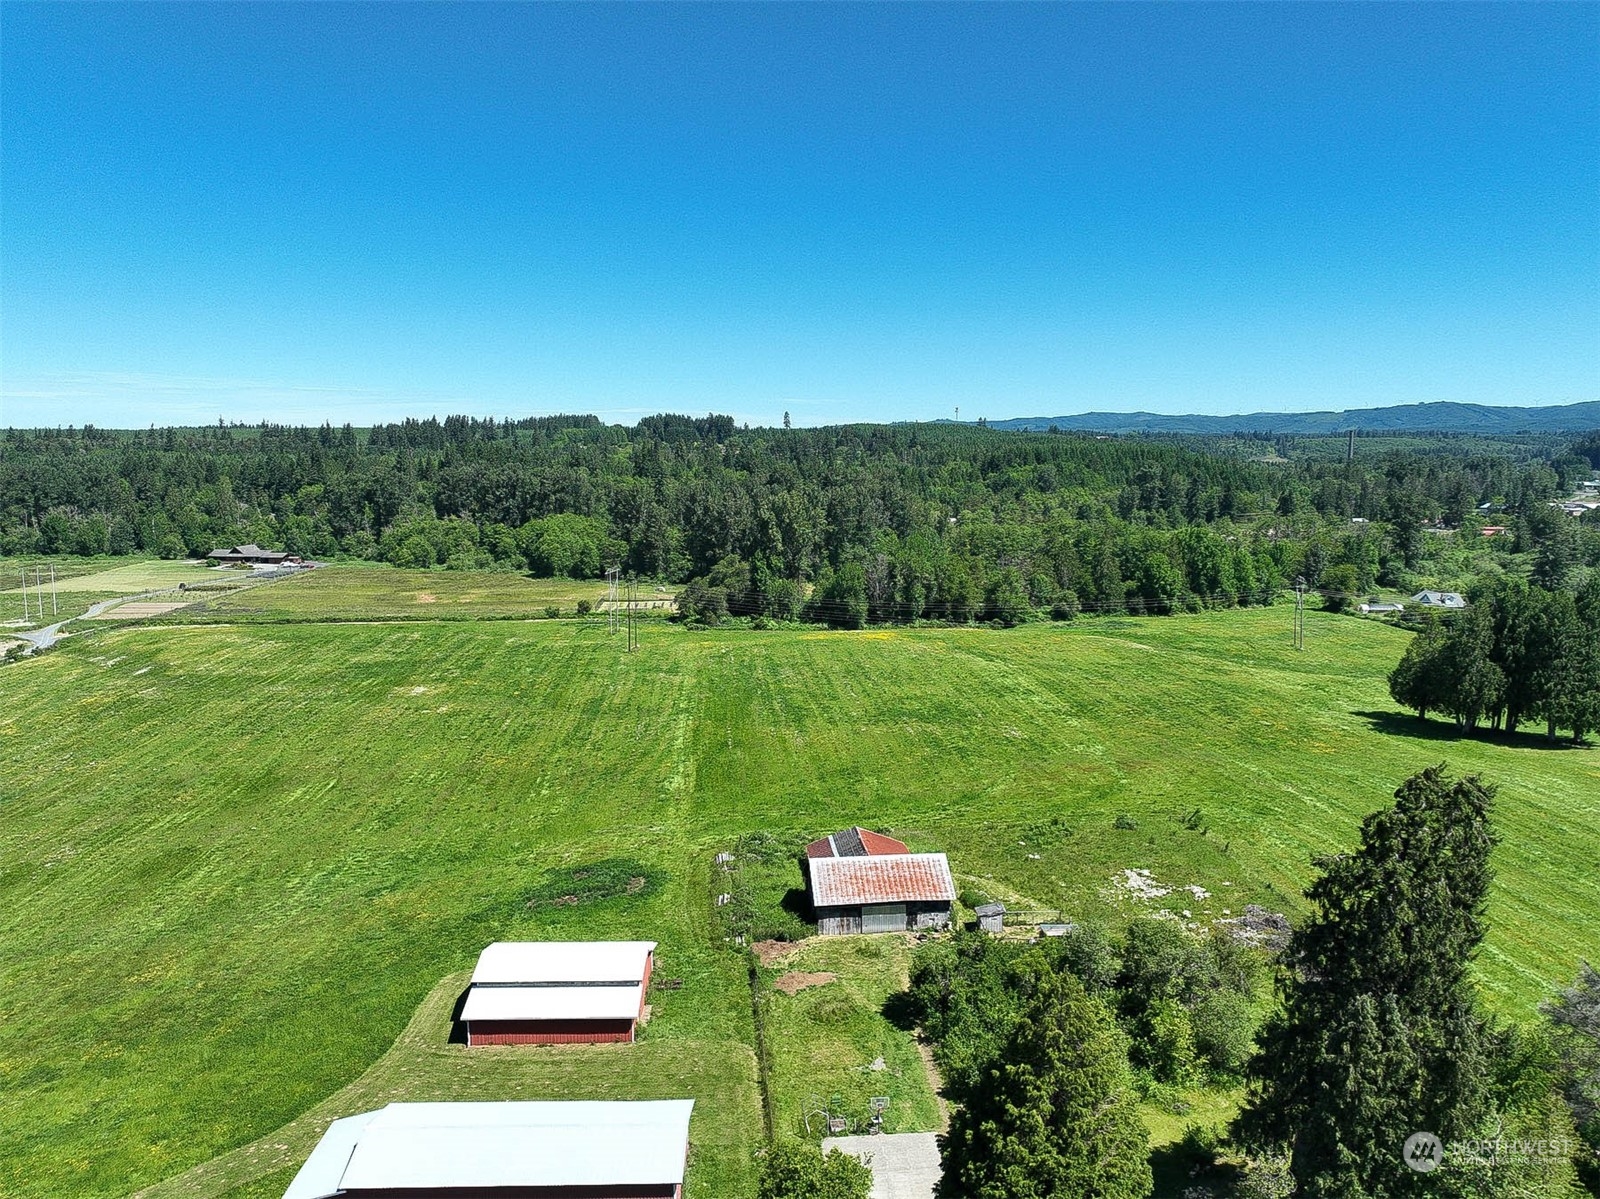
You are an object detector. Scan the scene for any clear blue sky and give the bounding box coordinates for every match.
[3,2,1596,428]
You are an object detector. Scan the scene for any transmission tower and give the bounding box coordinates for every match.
[606,567,620,634]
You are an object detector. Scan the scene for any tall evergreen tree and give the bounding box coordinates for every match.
[1238,766,1497,1198]
[937,969,1151,1199]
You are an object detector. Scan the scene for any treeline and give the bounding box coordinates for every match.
[1389,576,1600,742]
[3,418,1597,625]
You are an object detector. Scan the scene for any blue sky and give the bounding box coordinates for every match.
[2,2,1596,428]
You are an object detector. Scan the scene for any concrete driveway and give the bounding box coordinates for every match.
[822,1132,940,1199]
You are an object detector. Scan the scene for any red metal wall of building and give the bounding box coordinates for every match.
[467,1018,636,1046]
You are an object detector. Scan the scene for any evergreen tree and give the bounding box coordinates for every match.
[1388,620,1451,722]
[937,969,1151,1199]
[1238,766,1497,1198]
[1544,963,1600,1194]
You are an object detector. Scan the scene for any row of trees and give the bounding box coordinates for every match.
[4,421,1595,625]
[1389,577,1600,741]
[921,768,1598,1197]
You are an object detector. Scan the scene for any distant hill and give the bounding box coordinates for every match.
[982,400,1600,436]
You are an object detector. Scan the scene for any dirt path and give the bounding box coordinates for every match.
[12,595,141,654]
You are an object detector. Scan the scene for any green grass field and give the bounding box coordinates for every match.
[179,565,667,622]
[1,607,1596,1198]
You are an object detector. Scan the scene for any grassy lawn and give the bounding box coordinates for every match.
[759,936,943,1141]
[177,564,666,622]
[0,558,216,597]
[132,973,759,1199]
[0,607,1596,1197]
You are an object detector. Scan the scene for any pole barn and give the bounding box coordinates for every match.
[461,941,656,1046]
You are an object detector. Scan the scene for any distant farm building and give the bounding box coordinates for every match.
[1358,602,1405,615]
[283,1099,694,1199]
[461,941,655,1046]
[806,826,910,859]
[808,851,956,935]
[1410,590,1467,609]
[975,902,1006,933]
[207,543,296,566]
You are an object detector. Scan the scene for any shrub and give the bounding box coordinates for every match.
[543,605,560,618]
[757,1141,871,1199]
[575,598,592,615]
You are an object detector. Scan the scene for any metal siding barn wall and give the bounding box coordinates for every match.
[467,1019,635,1046]
[861,903,908,933]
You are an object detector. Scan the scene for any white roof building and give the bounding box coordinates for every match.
[1411,590,1467,609]
[283,1100,694,1199]
[461,941,656,1045]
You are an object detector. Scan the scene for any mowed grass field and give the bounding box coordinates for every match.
[1,608,1597,1197]
[182,565,662,622]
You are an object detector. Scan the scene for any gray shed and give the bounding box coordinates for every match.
[974,902,1005,933]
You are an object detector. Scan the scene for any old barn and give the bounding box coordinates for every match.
[461,941,655,1046]
[283,1100,694,1199]
[807,852,956,935]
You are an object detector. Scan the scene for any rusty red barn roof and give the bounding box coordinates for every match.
[805,827,910,859]
[808,853,956,907]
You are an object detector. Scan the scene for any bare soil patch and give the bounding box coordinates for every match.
[91,602,188,620]
[752,939,801,968]
[414,592,438,604]
[773,971,835,995]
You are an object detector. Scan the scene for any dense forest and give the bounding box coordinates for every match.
[2,418,1597,625]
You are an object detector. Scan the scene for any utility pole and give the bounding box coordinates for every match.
[50,564,58,616]
[1293,576,1306,650]
[627,576,639,653]
[606,567,620,635]
[19,568,29,621]
[35,566,44,620]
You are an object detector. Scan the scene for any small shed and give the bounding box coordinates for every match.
[283,1099,694,1199]
[461,941,655,1046]
[808,853,957,936]
[974,902,1006,933]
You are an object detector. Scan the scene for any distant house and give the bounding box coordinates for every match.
[283,1100,694,1199]
[808,852,956,935]
[207,543,294,565]
[806,826,909,859]
[1479,525,1509,538]
[1359,602,1405,615]
[1411,590,1467,609]
[461,941,655,1046]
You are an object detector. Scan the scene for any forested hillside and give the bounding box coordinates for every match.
[3,418,1596,624]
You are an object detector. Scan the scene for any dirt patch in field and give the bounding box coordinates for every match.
[91,602,189,620]
[773,971,835,995]
[752,939,801,967]
[414,592,438,604]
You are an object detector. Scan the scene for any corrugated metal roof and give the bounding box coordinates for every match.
[808,853,957,907]
[470,941,655,986]
[805,827,910,859]
[282,1100,693,1197]
[461,983,643,1022]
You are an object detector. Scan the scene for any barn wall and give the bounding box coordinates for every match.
[913,903,952,930]
[467,1019,635,1046]
[816,906,862,936]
